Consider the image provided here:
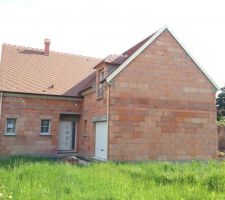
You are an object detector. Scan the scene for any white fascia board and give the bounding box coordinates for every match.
[106,26,219,91]
[166,26,219,90]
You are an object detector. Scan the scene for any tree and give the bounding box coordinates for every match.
[216,86,225,120]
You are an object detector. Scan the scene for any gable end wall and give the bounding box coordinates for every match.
[108,30,217,161]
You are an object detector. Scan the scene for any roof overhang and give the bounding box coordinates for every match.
[1,91,83,101]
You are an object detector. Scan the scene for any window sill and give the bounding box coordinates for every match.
[4,133,17,136]
[40,133,51,136]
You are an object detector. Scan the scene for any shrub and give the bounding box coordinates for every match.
[217,117,225,126]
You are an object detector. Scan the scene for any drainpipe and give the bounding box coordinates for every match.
[0,92,3,119]
[106,84,110,160]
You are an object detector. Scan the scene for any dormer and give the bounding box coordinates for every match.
[94,54,127,99]
[94,62,107,99]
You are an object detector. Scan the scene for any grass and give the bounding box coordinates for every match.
[1,157,225,199]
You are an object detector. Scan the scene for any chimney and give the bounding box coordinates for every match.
[44,38,50,56]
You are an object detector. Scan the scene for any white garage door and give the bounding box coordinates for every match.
[95,121,108,160]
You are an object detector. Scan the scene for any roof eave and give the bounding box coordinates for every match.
[0,90,84,99]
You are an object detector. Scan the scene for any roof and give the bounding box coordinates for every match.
[93,54,127,69]
[104,54,127,65]
[106,26,219,90]
[0,44,101,97]
[122,33,155,58]
[0,27,219,97]
[94,34,155,69]
[69,72,96,95]
[81,35,157,92]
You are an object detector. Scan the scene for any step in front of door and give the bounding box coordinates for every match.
[57,150,79,155]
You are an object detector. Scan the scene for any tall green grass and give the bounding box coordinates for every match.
[0,157,225,200]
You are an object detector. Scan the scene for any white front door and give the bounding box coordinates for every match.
[95,121,108,160]
[59,121,73,150]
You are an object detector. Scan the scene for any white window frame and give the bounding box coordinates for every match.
[40,119,51,135]
[5,118,17,135]
[97,69,104,98]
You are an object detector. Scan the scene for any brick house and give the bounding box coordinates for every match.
[0,27,219,160]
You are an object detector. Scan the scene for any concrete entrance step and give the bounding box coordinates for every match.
[57,153,90,166]
[57,150,79,157]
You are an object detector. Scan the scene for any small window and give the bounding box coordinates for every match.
[83,120,87,137]
[5,118,17,135]
[97,69,104,98]
[99,69,104,82]
[40,119,51,135]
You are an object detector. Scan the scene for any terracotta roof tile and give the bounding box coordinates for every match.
[0,44,101,97]
[0,32,157,96]
[121,33,155,58]
[65,72,96,95]
[103,54,127,65]
[94,33,156,69]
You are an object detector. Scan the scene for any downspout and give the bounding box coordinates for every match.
[0,91,3,133]
[0,92,3,119]
[106,83,110,160]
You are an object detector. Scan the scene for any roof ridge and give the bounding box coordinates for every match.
[2,43,101,60]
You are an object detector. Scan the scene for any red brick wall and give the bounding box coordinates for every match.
[79,87,108,157]
[108,30,217,161]
[0,95,82,156]
[0,31,218,161]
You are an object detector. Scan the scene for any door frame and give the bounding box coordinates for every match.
[74,121,78,151]
[94,121,108,160]
[58,120,77,151]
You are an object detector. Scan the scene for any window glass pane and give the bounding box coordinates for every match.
[41,126,45,133]
[99,70,104,82]
[97,69,104,98]
[44,127,49,133]
[44,121,48,126]
[41,121,45,127]
[40,120,50,133]
[6,119,16,134]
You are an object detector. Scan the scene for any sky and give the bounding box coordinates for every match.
[0,0,224,88]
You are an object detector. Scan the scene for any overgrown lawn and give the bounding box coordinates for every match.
[0,157,225,199]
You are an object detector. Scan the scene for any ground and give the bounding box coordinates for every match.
[0,157,225,200]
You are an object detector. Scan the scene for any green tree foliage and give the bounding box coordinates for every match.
[217,86,225,120]
[217,117,225,126]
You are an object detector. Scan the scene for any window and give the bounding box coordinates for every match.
[83,120,87,137]
[97,69,104,98]
[5,118,17,135]
[40,119,51,135]
[99,69,104,82]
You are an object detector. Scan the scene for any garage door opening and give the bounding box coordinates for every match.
[95,121,108,160]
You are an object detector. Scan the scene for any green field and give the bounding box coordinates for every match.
[0,157,225,200]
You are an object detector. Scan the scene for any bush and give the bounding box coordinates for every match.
[217,117,225,126]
